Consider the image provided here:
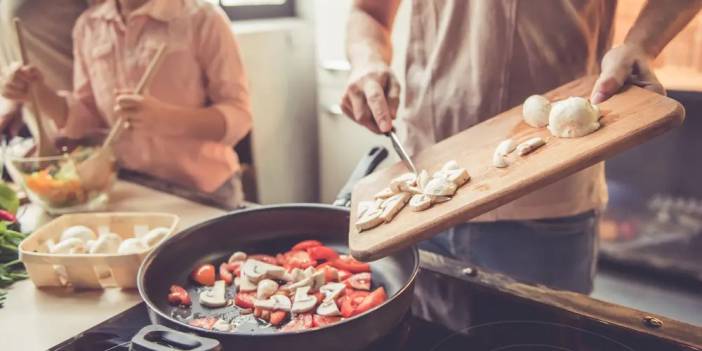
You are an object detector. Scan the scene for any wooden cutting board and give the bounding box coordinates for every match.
[349,76,685,261]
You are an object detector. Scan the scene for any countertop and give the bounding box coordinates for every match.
[0,181,226,351]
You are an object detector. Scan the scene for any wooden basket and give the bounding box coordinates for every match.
[19,212,180,289]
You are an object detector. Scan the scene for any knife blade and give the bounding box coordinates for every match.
[386,130,418,175]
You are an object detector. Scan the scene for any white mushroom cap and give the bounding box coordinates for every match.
[60,225,96,243]
[390,173,417,192]
[523,95,551,128]
[254,294,292,311]
[49,237,86,254]
[548,96,600,138]
[140,227,170,247]
[320,282,346,301]
[200,280,227,308]
[89,233,122,254]
[228,251,247,263]
[117,238,147,254]
[316,299,341,316]
[409,194,432,211]
[424,177,457,197]
[235,274,258,292]
[242,259,285,283]
[291,286,317,313]
[256,279,279,299]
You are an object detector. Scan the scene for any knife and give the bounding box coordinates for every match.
[386,129,418,175]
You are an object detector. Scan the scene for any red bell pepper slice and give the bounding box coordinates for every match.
[283,250,317,269]
[234,292,256,309]
[354,287,387,315]
[167,284,191,306]
[307,245,339,261]
[329,255,370,273]
[291,240,323,251]
[249,254,278,265]
[313,314,341,327]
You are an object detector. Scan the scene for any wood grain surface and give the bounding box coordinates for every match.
[349,76,685,261]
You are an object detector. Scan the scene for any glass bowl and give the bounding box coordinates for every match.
[6,144,117,215]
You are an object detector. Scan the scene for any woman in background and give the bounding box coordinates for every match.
[1,0,252,207]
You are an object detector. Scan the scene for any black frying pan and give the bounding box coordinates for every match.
[135,147,420,351]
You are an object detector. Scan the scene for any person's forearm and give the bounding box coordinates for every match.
[625,0,702,57]
[346,0,401,68]
[32,82,69,127]
[168,105,241,143]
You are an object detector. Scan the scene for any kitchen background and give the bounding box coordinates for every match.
[212,0,701,326]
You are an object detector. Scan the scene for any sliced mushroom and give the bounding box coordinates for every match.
[516,137,546,156]
[89,233,122,254]
[356,200,379,219]
[242,259,286,283]
[492,151,509,168]
[117,238,147,254]
[495,139,517,156]
[235,273,258,292]
[423,177,458,197]
[441,160,460,171]
[60,225,96,243]
[284,267,306,282]
[212,319,232,332]
[199,280,227,308]
[380,192,411,223]
[310,270,326,291]
[320,282,346,301]
[228,251,247,263]
[433,167,470,187]
[257,279,279,299]
[140,227,170,247]
[389,173,417,192]
[409,194,432,212]
[254,294,292,311]
[316,299,341,316]
[417,170,430,190]
[355,207,383,231]
[291,286,317,313]
[373,187,396,200]
[49,237,86,254]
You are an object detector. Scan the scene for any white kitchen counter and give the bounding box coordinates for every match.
[0,180,226,351]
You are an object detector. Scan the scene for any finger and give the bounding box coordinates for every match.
[633,62,666,96]
[115,94,143,109]
[348,90,380,134]
[590,61,631,104]
[386,75,401,120]
[362,80,393,133]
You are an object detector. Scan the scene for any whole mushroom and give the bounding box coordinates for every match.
[522,95,551,128]
[548,96,601,138]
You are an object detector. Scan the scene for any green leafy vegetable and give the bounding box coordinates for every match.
[0,183,19,215]
[0,182,25,307]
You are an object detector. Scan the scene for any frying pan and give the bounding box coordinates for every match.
[135,147,420,351]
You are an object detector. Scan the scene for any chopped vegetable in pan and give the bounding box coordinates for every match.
[168,240,387,332]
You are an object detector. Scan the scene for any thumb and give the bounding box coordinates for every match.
[590,59,631,104]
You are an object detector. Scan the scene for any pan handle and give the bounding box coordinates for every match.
[333,146,389,207]
[130,325,221,351]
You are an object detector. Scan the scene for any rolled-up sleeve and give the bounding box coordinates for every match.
[196,6,252,146]
[58,15,105,139]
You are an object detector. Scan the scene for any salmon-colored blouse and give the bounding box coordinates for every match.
[60,0,252,193]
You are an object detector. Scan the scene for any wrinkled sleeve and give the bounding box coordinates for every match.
[57,15,105,139]
[196,5,252,146]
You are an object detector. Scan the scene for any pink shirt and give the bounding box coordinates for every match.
[60,0,252,193]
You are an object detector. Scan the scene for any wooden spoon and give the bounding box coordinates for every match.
[76,43,167,191]
[13,18,58,157]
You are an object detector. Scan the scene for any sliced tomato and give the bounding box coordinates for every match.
[317,264,339,282]
[354,287,387,315]
[191,264,216,286]
[167,284,191,306]
[188,317,218,330]
[340,296,357,318]
[226,261,242,276]
[219,263,233,285]
[235,292,256,309]
[337,269,352,282]
[291,240,322,251]
[329,255,370,273]
[344,272,371,290]
[283,250,317,269]
[249,254,278,265]
[307,246,339,261]
[270,310,288,326]
[313,314,341,328]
